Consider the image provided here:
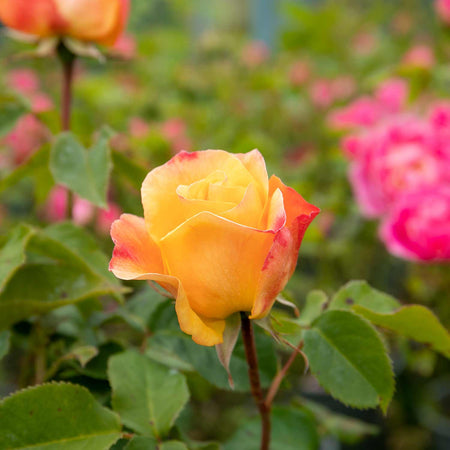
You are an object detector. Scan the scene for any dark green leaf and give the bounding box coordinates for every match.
[108,350,189,439]
[0,330,10,361]
[0,382,121,449]
[224,407,319,450]
[303,310,394,413]
[50,132,111,207]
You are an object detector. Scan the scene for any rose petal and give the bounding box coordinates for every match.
[109,213,223,346]
[159,211,276,320]
[0,0,67,37]
[235,149,269,203]
[251,176,320,319]
[142,150,260,240]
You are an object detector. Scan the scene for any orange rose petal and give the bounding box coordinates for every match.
[235,149,269,203]
[142,150,255,240]
[56,0,124,45]
[250,176,320,319]
[0,0,66,37]
[160,212,276,320]
[109,213,223,345]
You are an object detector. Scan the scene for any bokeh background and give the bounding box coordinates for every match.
[1,1,449,449]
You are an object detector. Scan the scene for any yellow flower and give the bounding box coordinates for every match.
[109,150,319,346]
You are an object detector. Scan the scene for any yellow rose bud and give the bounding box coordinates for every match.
[109,150,319,346]
[0,0,129,46]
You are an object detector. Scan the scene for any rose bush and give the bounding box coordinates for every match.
[0,0,129,46]
[109,149,319,345]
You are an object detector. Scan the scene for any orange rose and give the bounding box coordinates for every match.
[0,0,129,46]
[109,150,319,346]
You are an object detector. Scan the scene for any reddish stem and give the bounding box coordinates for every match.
[240,312,271,450]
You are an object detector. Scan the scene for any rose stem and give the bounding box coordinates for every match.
[240,312,271,450]
[57,42,76,218]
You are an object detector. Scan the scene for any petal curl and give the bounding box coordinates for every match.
[251,176,320,319]
[159,212,276,320]
[235,149,269,203]
[109,213,223,346]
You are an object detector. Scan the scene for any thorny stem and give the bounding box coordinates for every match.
[57,42,76,219]
[240,312,271,450]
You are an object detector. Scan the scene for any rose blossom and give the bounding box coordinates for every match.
[109,150,319,345]
[380,187,450,262]
[435,0,450,24]
[0,0,129,46]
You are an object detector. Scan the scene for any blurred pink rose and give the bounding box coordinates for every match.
[3,114,49,164]
[241,41,270,68]
[374,78,408,113]
[380,187,450,262]
[352,31,377,55]
[161,118,192,154]
[7,69,39,94]
[46,186,95,225]
[435,0,450,24]
[129,117,150,138]
[289,60,310,87]
[97,202,121,235]
[402,44,435,70]
[331,76,356,101]
[328,78,408,131]
[112,33,136,59]
[349,116,448,217]
[309,79,334,109]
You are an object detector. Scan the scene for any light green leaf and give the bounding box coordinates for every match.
[303,310,394,413]
[0,382,121,450]
[124,436,157,450]
[224,407,319,450]
[0,93,28,137]
[298,290,328,326]
[161,442,189,450]
[108,350,189,439]
[0,225,124,330]
[0,224,34,291]
[0,330,11,361]
[354,305,450,358]
[329,280,399,312]
[50,131,111,207]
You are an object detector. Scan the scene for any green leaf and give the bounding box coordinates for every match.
[299,398,379,444]
[112,149,148,190]
[0,382,121,449]
[43,222,124,302]
[108,350,189,439]
[50,131,111,207]
[0,224,34,291]
[0,224,124,330]
[0,330,11,361]
[147,329,277,392]
[0,145,51,195]
[0,93,28,137]
[298,290,328,326]
[354,305,450,358]
[124,438,188,450]
[224,407,319,450]
[303,310,394,413]
[329,280,399,313]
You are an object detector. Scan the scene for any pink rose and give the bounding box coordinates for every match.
[374,78,408,113]
[402,44,435,70]
[349,116,447,217]
[435,0,450,24]
[309,79,334,109]
[380,187,450,262]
